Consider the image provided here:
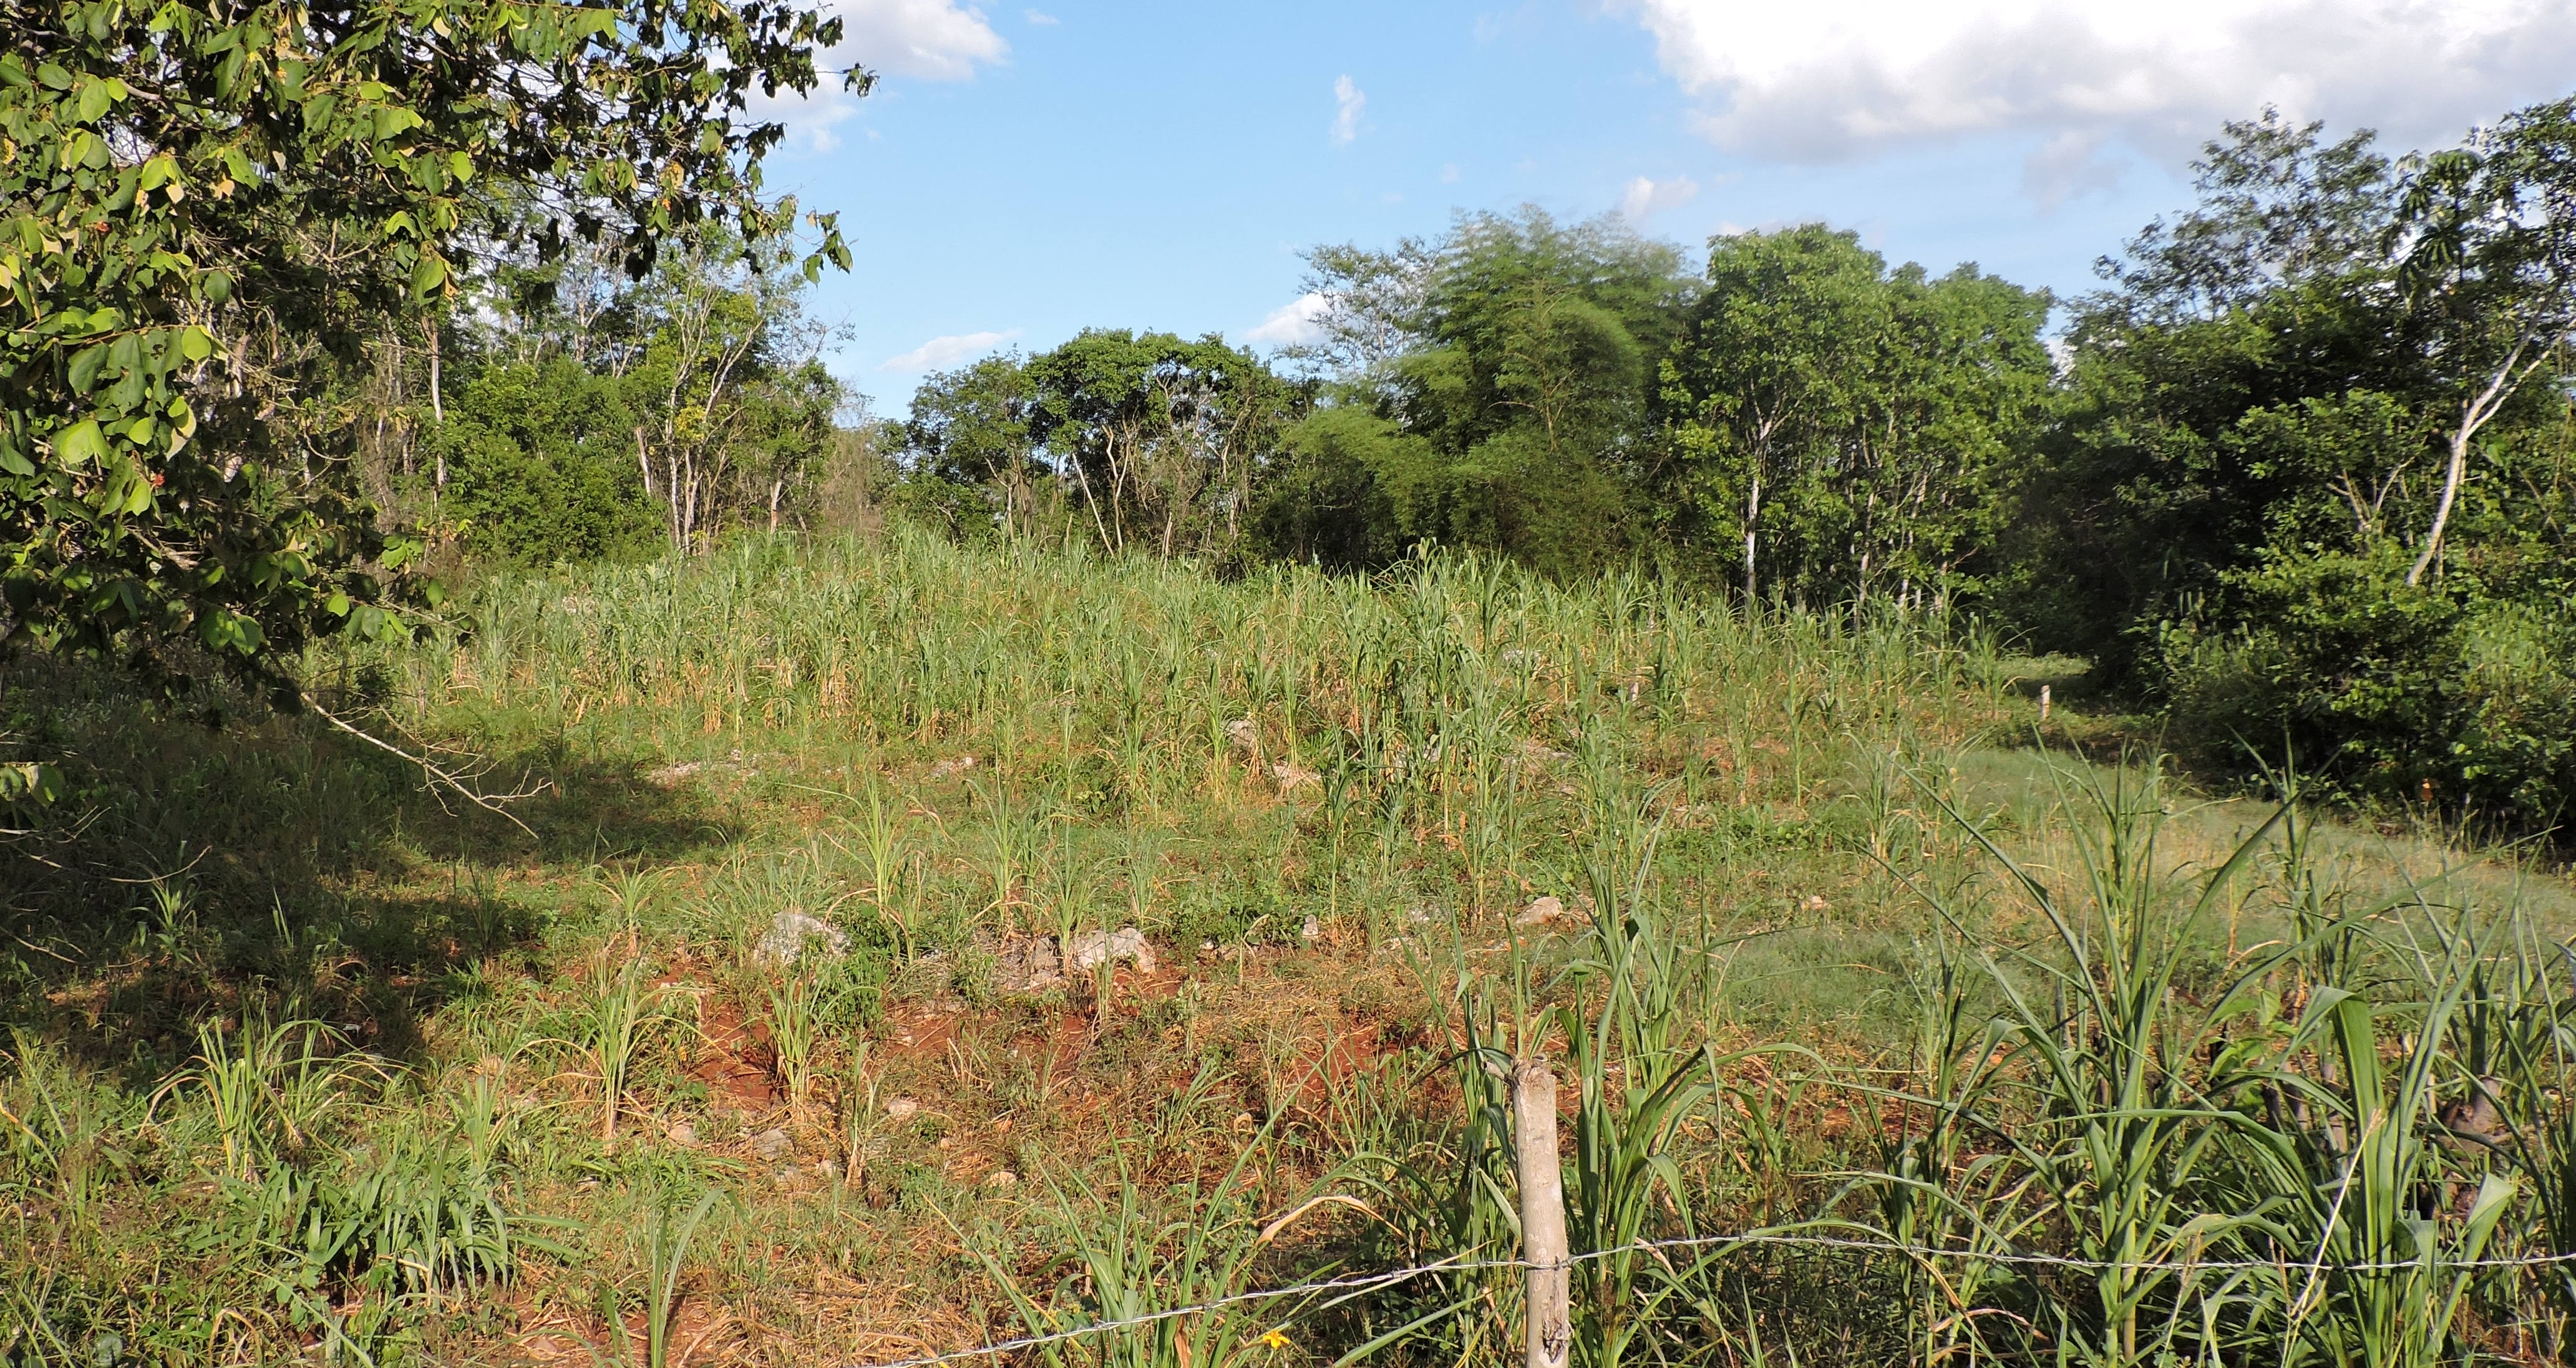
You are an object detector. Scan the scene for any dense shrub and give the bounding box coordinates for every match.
[2157,543,2576,827]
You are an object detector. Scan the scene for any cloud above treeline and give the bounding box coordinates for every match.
[1620,175,1701,222]
[1619,0,2576,196]
[1332,75,1367,147]
[882,329,1020,371]
[1245,293,1330,347]
[829,0,1008,80]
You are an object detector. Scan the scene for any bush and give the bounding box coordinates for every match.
[2157,543,2576,830]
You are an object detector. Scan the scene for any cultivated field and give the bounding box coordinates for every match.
[6,530,2572,1366]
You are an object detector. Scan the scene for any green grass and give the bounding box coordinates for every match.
[2,526,2572,1366]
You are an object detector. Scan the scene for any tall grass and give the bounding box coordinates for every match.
[19,528,2574,1366]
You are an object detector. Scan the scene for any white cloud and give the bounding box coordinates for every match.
[1023,7,1057,23]
[1620,175,1701,221]
[1440,162,1462,183]
[829,0,1007,81]
[1332,75,1367,147]
[1619,0,2576,193]
[759,0,1004,148]
[1245,294,1331,348]
[880,329,1020,371]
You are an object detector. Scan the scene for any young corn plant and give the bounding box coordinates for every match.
[562,953,671,1150]
[766,969,822,1117]
[0,1029,129,1223]
[859,775,915,961]
[600,1190,723,1368]
[1917,760,2288,1368]
[970,1142,1348,1368]
[1858,940,2039,1368]
[1555,794,1810,1368]
[2232,949,2517,1368]
[974,772,1034,930]
[160,1015,361,1185]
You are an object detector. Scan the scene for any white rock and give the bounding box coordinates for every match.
[749,1127,792,1162]
[757,910,847,965]
[1516,895,1572,928]
[1300,915,1321,941]
[1225,719,1258,752]
[883,1097,920,1120]
[1067,926,1157,974]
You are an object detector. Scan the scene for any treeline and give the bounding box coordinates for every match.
[851,107,2573,833]
[82,102,2576,833]
[349,227,848,565]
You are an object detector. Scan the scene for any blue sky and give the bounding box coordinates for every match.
[758,0,2576,418]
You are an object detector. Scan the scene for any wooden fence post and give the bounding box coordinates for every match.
[1513,1055,1571,1368]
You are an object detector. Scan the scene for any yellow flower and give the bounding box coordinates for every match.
[1261,1329,1291,1351]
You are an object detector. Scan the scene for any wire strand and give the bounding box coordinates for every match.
[839,1232,2576,1367]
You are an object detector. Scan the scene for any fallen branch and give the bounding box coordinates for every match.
[304,696,542,838]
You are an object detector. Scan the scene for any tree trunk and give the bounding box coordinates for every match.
[1741,466,1762,604]
[2408,425,2474,586]
[2411,338,2548,586]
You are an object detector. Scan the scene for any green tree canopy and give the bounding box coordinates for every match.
[1,0,860,690]
[1660,225,2053,607]
[1286,208,1693,574]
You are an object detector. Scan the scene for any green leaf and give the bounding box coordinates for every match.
[410,253,448,297]
[68,343,109,393]
[74,76,114,122]
[54,420,106,467]
[177,326,215,362]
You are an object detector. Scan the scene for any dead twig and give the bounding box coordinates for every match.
[304,697,542,838]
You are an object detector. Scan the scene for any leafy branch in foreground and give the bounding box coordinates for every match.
[1,0,867,688]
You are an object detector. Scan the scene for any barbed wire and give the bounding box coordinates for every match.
[842,1231,2576,1368]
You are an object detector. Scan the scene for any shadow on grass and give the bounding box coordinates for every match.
[0,653,732,1080]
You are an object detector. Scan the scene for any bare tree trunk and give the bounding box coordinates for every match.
[636,426,654,497]
[424,317,444,428]
[1741,465,1762,604]
[2410,338,2551,586]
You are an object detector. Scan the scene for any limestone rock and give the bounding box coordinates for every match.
[1067,926,1157,974]
[1516,895,1573,928]
[758,910,847,965]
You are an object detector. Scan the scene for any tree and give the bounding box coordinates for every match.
[1,0,862,689]
[1660,226,2050,606]
[904,353,1042,535]
[2389,97,2576,583]
[1289,208,1691,573]
[1025,331,1303,561]
[2021,103,2576,827]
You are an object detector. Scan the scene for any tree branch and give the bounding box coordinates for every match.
[306,697,542,837]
